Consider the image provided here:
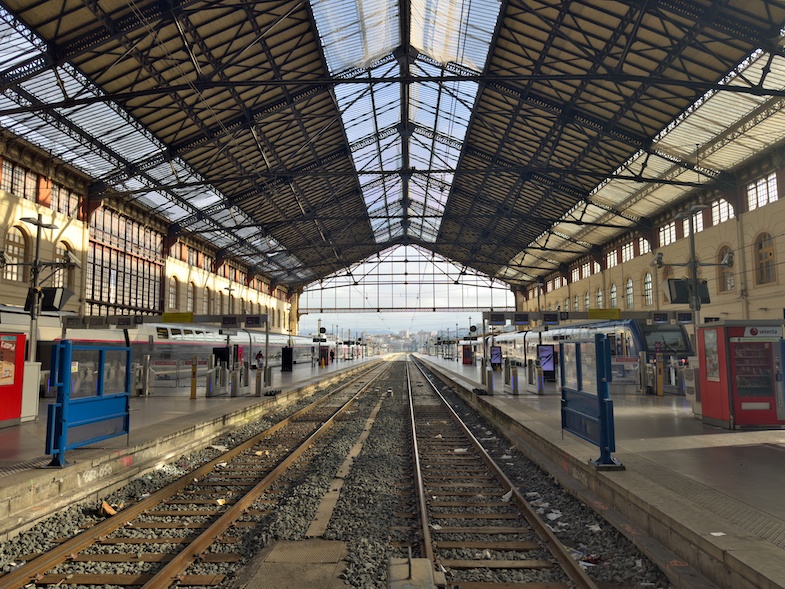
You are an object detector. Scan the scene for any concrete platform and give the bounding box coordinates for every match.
[416,354,785,589]
[0,357,377,540]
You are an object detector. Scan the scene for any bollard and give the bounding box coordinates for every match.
[486,366,493,396]
[190,356,197,399]
[205,369,215,397]
[511,367,519,395]
[142,354,151,396]
[255,368,263,396]
[265,366,272,387]
[230,370,238,397]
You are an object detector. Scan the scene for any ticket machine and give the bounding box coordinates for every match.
[698,320,785,429]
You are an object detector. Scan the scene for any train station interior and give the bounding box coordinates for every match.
[2,2,785,589]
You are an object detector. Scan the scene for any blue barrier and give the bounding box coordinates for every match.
[560,333,623,470]
[46,340,131,467]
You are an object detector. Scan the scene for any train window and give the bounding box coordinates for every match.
[183,329,194,340]
[640,326,690,353]
[156,327,170,340]
[171,328,183,340]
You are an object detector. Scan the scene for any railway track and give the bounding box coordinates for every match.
[405,356,597,589]
[0,357,672,588]
[0,362,390,588]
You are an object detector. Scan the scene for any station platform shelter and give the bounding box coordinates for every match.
[416,354,785,589]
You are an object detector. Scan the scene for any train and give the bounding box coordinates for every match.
[489,319,693,390]
[0,305,361,394]
[492,319,692,364]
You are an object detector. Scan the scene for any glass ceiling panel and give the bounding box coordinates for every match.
[311,0,400,74]
[411,0,502,71]
[312,0,501,244]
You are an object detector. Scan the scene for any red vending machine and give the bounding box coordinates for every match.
[0,333,27,428]
[462,344,473,365]
[698,320,785,429]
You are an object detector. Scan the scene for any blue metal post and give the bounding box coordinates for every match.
[591,334,623,469]
[49,340,73,467]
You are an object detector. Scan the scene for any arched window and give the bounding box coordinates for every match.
[563,298,569,312]
[203,287,210,314]
[168,277,179,310]
[573,295,579,312]
[596,288,603,309]
[278,309,282,329]
[643,272,653,306]
[240,298,245,314]
[228,294,234,314]
[610,284,617,308]
[217,293,224,315]
[625,278,634,309]
[3,226,26,282]
[186,282,195,312]
[50,242,73,288]
[584,291,590,310]
[754,232,776,285]
[718,246,735,292]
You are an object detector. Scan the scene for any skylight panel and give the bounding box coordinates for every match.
[411,0,501,70]
[311,0,400,74]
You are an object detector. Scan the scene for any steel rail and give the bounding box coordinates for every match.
[409,356,598,589]
[140,362,391,589]
[404,357,435,564]
[0,363,385,589]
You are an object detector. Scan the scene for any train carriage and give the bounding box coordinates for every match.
[0,305,317,393]
[493,319,692,392]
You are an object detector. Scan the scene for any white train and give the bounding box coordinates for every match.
[0,305,351,393]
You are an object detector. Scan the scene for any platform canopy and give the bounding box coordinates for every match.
[1,1,785,290]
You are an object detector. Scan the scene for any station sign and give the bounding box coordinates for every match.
[588,308,621,320]
[162,312,194,323]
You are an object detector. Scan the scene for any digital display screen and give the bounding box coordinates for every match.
[676,312,692,323]
[513,313,529,325]
[489,313,506,325]
[543,312,559,325]
[537,344,555,371]
[652,312,669,324]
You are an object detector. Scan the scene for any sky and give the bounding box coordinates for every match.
[297,310,480,338]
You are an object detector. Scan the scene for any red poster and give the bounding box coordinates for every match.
[0,333,26,423]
